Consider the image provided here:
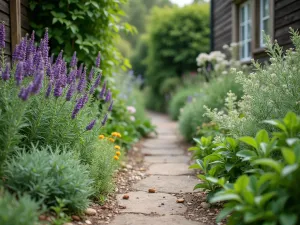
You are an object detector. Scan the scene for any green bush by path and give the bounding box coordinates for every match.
[168,86,201,121]
[0,188,40,225]
[179,74,243,141]
[4,146,93,213]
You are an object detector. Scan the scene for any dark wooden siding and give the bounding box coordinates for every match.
[212,0,232,51]
[0,0,29,57]
[274,0,300,49]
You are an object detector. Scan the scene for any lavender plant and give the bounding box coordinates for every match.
[0,23,113,174]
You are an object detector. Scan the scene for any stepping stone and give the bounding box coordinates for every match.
[116,191,186,215]
[110,214,203,225]
[143,142,179,149]
[142,149,184,156]
[148,163,193,175]
[133,175,199,193]
[144,155,190,164]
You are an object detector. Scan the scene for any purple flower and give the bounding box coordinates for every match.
[86,119,96,131]
[66,82,75,101]
[19,84,32,101]
[45,81,52,98]
[101,113,108,126]
[0,22,5,48]
[15,61,24,85]
[89,73,102,94]
[1,64,10,81]
[67,69,76,84]
[95,52,101,68]
[70,52,77,68]
[71,97,85,119]
[24,55,34,76]
[105,90,111,102]
[49,53,54,65]
[108,100,114,111]
[88,67,94,81]
[76,63,83,79]
[53,80,62,97]
[77,67,86,93]
[12,44,21,62]
[55,50,63,65]
[42,29,49,66]
[99,81,106,99]
[31,70,44,94]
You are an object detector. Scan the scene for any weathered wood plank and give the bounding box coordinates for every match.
[0,10,10,24]
[0,0,9,14]
[275,0,297,10]
[21,14,29,30]
[21,4,28,17]
[21,0,28,7]
[214,2,232,24]
[214,16,232,37]
[275,10,300,29]
[10,0,22,51]
[275,1,300,19]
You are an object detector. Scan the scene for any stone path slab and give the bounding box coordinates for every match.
[144,155,190,164]
[142,149,184,156]
[110,214,203,225]
[116,191,186,215]
[133,175,199,193]
[148,163,194,175]
[143,142,179,149]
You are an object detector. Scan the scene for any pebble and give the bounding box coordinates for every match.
[148,188,156,193]
[200,202,211,209]
[71,215,81,221]
[123,194,130,199]
[85,220,92,225]
[208,212,215,216]
[119,205,127,209]
[176,198,185,203]
[63,223,74,225]
[126,164,133,169]
[85,208,97,216]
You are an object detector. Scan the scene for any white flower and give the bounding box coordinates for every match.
[130,116,135,121]
[127,106,136,114]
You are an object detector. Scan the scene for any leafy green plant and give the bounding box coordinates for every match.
[0,188,41,225]
[4,146,94,213]
[50,198,71,225]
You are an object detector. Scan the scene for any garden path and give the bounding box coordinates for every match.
[110,112,202,225]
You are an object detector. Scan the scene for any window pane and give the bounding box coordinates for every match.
[247,41,251,58]
[241,44,245,59]
[241,6,245,23]
[263,0,269,17]
[263,18,269,34]
[247,3,251,20]
[242,25,245,41]
[248,23,252,39]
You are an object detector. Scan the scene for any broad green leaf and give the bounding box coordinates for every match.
[279,213,297,225]
[253,158,283,173]
[236,150,257,160]
[281,164,298,177]
[286,138,299,146]
[281,148,296,164]
[189,164,201,169]
[193,183,209,190]
[206,177,218,183]
[216,207,234,222]
[239,136,258,149]
[255,130,269,144]
[234,175,249,193]
[188,146,199,151]
[263,120,287,132]
[283,111,298,128]
[254,192,276,207]
[210,193,242,203]
[225,163,234,172]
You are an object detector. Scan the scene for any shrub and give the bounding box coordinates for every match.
[179,74,242,141]
[168,86,201,120]
[4,146,93,213]
[0,188,40,225]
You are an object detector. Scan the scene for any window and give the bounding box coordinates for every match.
[260,0,270,47]
[239,1,252,61]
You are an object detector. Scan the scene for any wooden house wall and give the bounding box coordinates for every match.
[0,0,30,58]
[212,0,232,51]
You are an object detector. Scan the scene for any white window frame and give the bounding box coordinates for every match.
[239,1,252,61]
[260,0,270,47]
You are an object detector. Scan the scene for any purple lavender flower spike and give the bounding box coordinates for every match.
[53,80,62,97]
[71,97,84,119]
[89,73,102,94]
[0,22,5,49]
[77,67,86,93]
[20,37,27,61]
[82,93,89,105]
[101,113,108,126]
[95,52,101,68]
[12,44,21,62]
[1,64,10,81]
[15,61,24,85]
[67,69,76,84]
[99,81,106,99]
[45,81,52,98]
[66,82,75,101]
[55,50,63,65]
[19,83,32,101]
[86,119,96,131]
[49,53,54,65]
[76,63,83,79]
[108,100,114,111]
[31,69,44,94]
[105,90,111,102]
[88,67,94,81]
[70,52,77,68]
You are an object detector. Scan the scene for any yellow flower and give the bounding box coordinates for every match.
[112,132,122,138]
[114,145,121,150]
[116,151,121,156]
[109,138,115,143]
[113,155,119,160]
[98,135,105,140]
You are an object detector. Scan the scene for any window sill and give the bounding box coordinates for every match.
[253,47,267,54]
[240,58,252,64]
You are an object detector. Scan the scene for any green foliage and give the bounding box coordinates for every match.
[4,146,94,213]
[145,3,210,110]
[29,0,135,73]
[0,188,40,225]
[179,74,243,141]
[168,86,201,120]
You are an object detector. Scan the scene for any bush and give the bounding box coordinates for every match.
[179,74,242,141]
[145,3,210,111]
[0,188,40,225]
[4,146,93,213]
[168,86,201,120]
